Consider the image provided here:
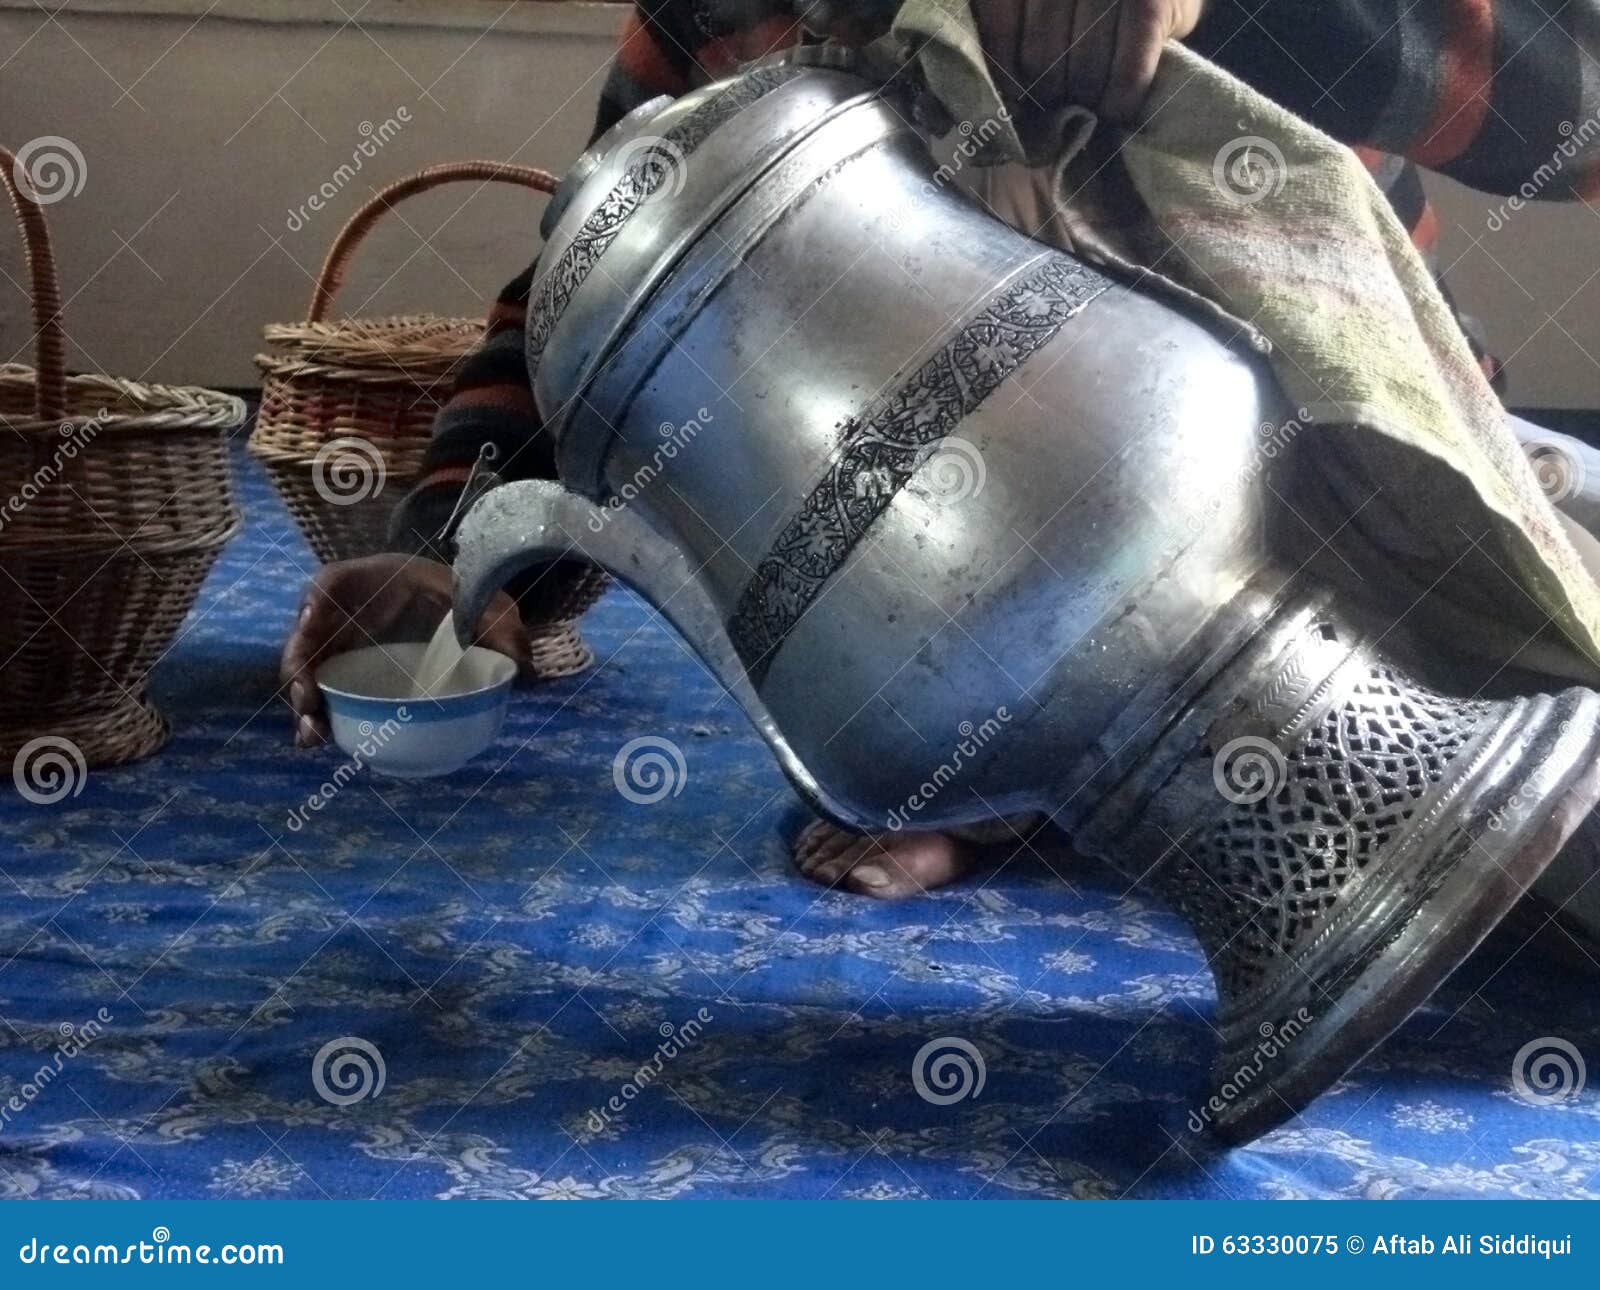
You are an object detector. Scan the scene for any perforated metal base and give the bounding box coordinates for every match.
[1072,578,1600,1141]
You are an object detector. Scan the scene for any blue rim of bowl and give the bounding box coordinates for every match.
[320,689,510,723]
[316,651,516,723]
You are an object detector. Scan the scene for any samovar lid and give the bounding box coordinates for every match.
[527,60,887,494]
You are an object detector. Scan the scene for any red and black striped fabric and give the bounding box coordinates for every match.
[389,0,1600,555]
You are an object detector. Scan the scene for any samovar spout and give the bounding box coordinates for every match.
[452,478,854,823]
[450,480,599,650]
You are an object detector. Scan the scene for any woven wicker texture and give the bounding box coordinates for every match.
[1,144,244,769]
[249,161,604,679]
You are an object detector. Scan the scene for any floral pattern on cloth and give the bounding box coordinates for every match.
[0,448,1597,1200]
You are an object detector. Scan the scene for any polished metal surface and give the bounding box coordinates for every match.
[454,63,1600,1142]
[1068,572,1600,1140]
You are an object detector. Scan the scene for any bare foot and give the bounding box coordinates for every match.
[792,819,978,900]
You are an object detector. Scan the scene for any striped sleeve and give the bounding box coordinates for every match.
[387,1,811,560]
[385,4,716,558]
[595,7,695,136]
[599,2,806,132]
[383,270,555,560]
[1190,0,1600,200]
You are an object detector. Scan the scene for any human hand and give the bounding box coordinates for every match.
[797,1,903,44]
[971,0,1207,124]
[279,554,530,747]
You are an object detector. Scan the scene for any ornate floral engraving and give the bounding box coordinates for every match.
[727,254,1112,681]
[527,64,805,371]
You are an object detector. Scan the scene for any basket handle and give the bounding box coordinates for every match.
[307,161,561,324]
[1,144,68,422]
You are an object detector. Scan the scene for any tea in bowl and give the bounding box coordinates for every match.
[314,641,516,778]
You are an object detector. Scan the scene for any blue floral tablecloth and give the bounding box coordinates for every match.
[2,447,1598,1200]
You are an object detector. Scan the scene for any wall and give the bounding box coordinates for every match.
[0,0,623,388]
[1423,173,1600,412]
[2,1,1597,407]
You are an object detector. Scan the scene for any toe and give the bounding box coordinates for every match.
[791,824,982,897]
[843,860,900,897]
[792,821,833,873]
[848,833,976,899]
[901,835,975,891]
[793,820,863,878]
[811,839,876,887]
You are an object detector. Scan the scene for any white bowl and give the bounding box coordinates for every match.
[315,642,517,778]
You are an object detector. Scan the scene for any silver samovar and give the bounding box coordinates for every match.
[451,61,1600,1142]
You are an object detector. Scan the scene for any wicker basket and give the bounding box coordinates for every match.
[250,161,606,678]
[1,145,244,770]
